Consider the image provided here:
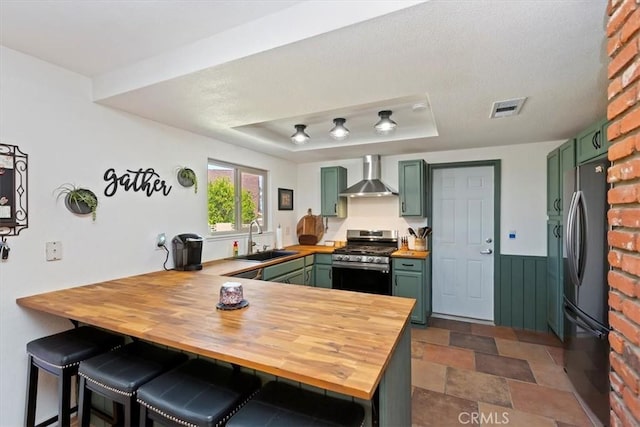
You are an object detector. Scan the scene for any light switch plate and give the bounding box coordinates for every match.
[46,241,62,261]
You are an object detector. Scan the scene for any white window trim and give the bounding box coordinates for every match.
[207,159,268,235]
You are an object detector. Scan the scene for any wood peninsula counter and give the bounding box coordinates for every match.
[17,269,414,426]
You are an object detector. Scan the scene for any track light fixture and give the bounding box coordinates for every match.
[290,124,310,145]
[374,110,397,135]
[329,118,350,141]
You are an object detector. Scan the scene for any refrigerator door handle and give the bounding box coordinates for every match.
[565,191,581,287]
[563,298,608,340]
[575,190,588,285]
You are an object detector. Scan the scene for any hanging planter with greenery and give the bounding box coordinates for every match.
[54,184,98,221]
[177,167,198,193]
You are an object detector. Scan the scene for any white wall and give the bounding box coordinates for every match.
[0,47,299,426]
[296,141,564,256]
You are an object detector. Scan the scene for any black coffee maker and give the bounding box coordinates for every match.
[172,233,203,271]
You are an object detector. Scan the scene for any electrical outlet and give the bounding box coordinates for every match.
[156,233,166,249]
[46,241,62,261]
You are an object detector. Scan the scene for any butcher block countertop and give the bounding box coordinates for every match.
[16,270,414,400]
[202,244,429,277]
[201,245,335,276]
[285,244,336,253]
[391,249,430,259]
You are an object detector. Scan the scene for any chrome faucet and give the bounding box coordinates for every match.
[247,219,263,254]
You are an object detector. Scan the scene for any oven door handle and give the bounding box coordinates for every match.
[332,262,389,273]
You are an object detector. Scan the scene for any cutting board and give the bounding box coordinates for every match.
[296,209,324,245]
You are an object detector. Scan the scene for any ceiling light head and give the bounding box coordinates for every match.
[291,124,310,145]
[374,110,397,135]
[329,118,350,141]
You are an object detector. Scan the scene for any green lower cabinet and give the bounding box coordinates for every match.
[313,254,332,288]
[303,255,314,286]
[392,258,428,325]
[263,258,305,281]
[303,265,314,286]
[271,268,305,285]
[547,220,564,339]
[314,264,332,288]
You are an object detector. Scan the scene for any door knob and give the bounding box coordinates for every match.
[485,238,493,243]
[480,249,493,254]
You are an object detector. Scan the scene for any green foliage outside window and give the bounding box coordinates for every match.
[208,177,257,228]
[241,189,257,223]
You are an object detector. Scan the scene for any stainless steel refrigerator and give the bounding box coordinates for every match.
[563,157,610,425]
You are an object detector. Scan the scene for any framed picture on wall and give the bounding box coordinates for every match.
[278,188,293,210]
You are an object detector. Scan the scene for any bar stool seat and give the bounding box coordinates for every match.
[137,358,261,427]
[25,326,124,427]
[78,340,187,427]
[226,381,365,427]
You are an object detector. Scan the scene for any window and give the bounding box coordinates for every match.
[207,159,267,234]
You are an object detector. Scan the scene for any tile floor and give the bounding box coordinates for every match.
[411,317,598,427]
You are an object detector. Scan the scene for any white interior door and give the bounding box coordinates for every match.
[432,166,495,321]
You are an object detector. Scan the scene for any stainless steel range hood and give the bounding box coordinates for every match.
[340,155,398,197]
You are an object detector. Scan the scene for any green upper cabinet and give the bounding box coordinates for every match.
[321,166,348,218]
[546,150,560,218]
[547,139,575,218]
[576,118,608,165]
[398,159,427,217]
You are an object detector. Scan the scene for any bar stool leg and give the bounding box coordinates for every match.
[24,356,38,427]
[58,369,72,427]
[123,394,138,427]
[139,405,152,427]
[78,376,92,427]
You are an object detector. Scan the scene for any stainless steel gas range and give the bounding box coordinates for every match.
[331,230,398,295]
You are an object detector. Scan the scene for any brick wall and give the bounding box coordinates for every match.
[608,0,640,425]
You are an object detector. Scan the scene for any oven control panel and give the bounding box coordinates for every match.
[332,254,389,264]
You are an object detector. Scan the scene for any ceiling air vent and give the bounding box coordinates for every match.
[489,97,527,118]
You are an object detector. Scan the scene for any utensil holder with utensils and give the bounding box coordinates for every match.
[408,226,431,251]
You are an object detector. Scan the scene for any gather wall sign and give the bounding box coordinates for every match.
[103,167,172,197]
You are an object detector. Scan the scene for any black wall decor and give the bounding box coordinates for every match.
[278,188,293,210]
[103,168,172,197]
[0,143,28,236]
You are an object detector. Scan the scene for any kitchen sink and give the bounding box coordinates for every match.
[234,250,298,262]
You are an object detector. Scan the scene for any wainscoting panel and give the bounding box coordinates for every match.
[497,255,548,332]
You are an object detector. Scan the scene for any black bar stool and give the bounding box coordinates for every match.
[137,358,261,427]
[25,326,124,427]
[77,340,187,427]
[226,381,365,427]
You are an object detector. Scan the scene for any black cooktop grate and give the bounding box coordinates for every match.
[333,245,396,256]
